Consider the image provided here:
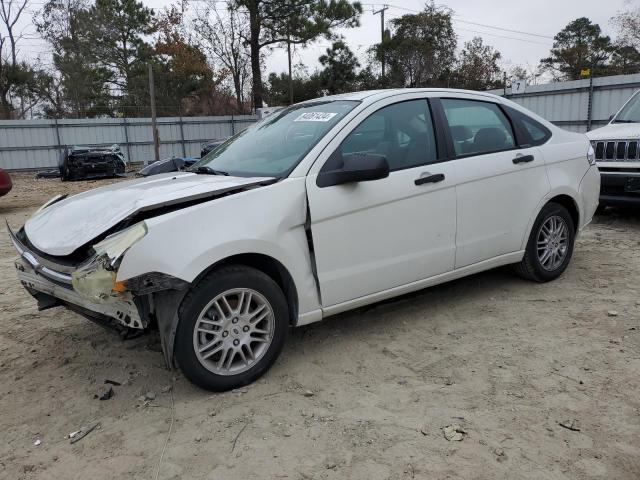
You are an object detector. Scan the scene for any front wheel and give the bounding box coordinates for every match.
[174,265,288,391]
[514,203,575,282]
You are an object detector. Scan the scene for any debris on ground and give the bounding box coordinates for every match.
[558,419,581,432]
[35,170,60,179]
[161,385,172,393]
[492,447,507,462]
[442,424,466,441]
[303,390,314,397]
[34,439,41,446]
[420,425,429,436]
[144,391,156,401]
[69,423,101,444]
[95,386,114,401]
[104,379,121,386]
[608,310,619,317]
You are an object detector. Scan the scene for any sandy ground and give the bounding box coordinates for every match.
[1,171,639,480]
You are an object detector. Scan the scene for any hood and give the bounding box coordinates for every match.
[25,172,273,256]
[586,123,640,140]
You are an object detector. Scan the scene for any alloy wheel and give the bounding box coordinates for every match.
[536,215,569,271]
[193,288,274,376]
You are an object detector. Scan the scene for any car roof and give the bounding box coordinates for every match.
[300,88,502,105]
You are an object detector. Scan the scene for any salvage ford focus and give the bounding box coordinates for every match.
[9,89,600,391]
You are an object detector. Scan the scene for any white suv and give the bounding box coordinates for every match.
[586,89,640,207]
[9,89,600,391]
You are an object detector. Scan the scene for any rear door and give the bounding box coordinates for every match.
[305,96,457,307]
[434,96,550,268]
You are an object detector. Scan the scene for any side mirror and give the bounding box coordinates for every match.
[316,153,390,188]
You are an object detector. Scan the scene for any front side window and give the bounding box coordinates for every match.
[193,100,358,178]
[442,99,516,156]
[324,100,438,172]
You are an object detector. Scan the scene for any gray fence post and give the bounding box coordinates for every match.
[53,117,63,163]
[178,115,186,157]
[122,117,132,163]
[586,76,594,132]
[231,114,235,135]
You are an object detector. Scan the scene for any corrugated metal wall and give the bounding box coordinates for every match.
[488,73,640,133]
[0,115,257,171]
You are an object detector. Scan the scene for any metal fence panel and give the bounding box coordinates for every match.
[0,115,257,171]
[488,73,640,133]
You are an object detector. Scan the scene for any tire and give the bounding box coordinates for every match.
[513,202,575,282]
[174,265,289,391]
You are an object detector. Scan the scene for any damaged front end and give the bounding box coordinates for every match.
[8,220,188,356]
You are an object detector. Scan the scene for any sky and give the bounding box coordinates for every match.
[11,0,634,82]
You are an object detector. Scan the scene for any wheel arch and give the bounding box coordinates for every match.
[547,194,580,230]
[191,252,299,327]
[521,190,581,251]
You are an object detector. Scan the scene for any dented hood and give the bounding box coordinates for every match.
[25,172,273,256]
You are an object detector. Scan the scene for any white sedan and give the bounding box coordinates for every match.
[9,89,600,391]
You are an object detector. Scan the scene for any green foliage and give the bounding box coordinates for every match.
[264,70,323,105]
[375,2,457,87]
[540,17,615,80]
[229,0,362,107]
[35,0,113,117]
[453,37,502,91]
[88,0,155,107]
[319,40,359,94]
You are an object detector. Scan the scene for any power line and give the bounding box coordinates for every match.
[363,3,555,40]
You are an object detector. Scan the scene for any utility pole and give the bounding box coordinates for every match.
[373,4,389,77]
[148,63,159,165]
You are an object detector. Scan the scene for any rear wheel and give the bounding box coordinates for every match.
[174,265,288,391]
[514,203,575,282]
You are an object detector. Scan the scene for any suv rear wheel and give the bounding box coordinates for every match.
[514,202,575,282]
[174,265,288,391]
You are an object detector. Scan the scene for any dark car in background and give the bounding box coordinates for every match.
[59,145,126,181]
[200,138,227,158]
[0,168,12,196]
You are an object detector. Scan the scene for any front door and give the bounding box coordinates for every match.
[305,98,457,307]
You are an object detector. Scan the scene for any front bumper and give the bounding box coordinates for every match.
[598,169,640,206]
[8,223,144,329]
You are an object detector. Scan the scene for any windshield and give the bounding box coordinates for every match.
[192,100,359,178]
[614,91,640,123]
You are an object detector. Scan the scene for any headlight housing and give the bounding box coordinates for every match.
[71,222,147,300]
[587,144,596,166]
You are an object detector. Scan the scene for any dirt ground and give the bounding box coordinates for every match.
[1,171,639,480]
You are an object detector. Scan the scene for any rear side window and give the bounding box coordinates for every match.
[441,99,516,156]
[506,108,552,146]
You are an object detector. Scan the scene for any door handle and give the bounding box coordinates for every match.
[415,173,445,185]
[513,154,534,164]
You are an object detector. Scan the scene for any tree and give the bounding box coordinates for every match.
[194,0,251,112]
[229,0,362,109]
[376,2,457,88]
[454,37,502,91]
[0,0,30,117]
[35,0,113,117]
[153,6,220,116]
[318,40,359,94]
[540,17,614,80]
[610,6,640,75]
[88,0,155,109]
[611,4,640,51]
[264,67,323,105]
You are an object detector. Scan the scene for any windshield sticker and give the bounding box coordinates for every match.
[294,112,338,122]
